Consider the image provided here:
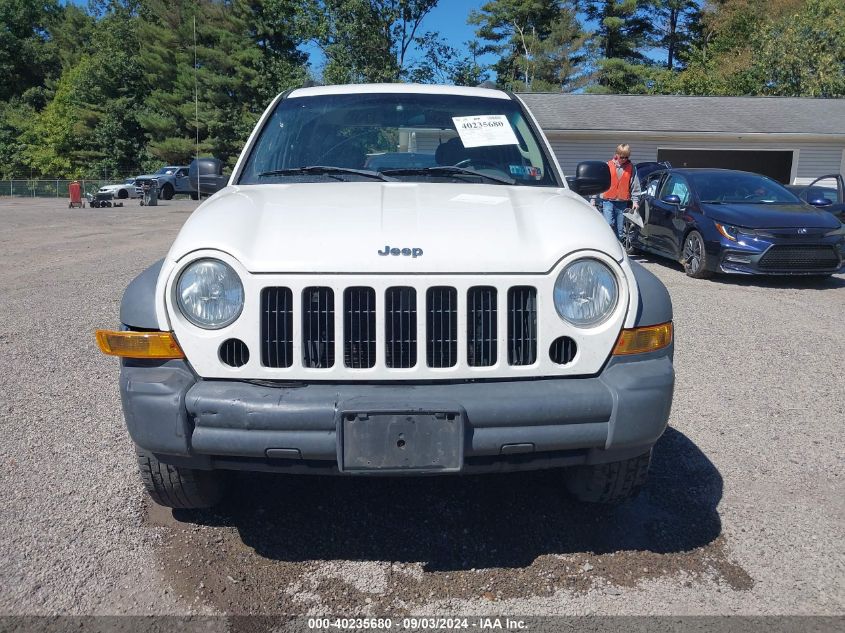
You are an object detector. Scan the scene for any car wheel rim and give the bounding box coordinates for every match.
[684,234,702,273]
[622,222,634,250]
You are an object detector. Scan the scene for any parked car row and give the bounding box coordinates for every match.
[95,158,229,202]
[622,163,845,279]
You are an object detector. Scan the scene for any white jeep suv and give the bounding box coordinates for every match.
[96,84,674,509]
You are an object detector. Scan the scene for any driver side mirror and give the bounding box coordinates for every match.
[570,161,611,197]
[662,194,681,205]
[807,196,833,207]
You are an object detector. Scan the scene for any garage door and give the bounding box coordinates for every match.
[656,149,794,184]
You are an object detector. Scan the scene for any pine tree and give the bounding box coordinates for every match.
[469,0,588,91]
[582,0,655,92]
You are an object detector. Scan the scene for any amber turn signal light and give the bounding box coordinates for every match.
[95,330,185,359]
[612,322,673,356]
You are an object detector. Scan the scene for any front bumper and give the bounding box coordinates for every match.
[120,349,674,475]
[711,233,845,275]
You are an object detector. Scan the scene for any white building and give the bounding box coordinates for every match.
[518,93,845,185]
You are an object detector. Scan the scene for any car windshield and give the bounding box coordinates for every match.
[156,167,176,175]
[237,92,557,187]
[689,172,800,204]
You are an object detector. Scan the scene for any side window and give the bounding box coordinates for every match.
[660,174,690,206]
[645,172,664,197]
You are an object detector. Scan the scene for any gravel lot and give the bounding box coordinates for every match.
[0,196,842,618]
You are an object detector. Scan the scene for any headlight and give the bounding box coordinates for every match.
[715,222,741,241]
[176,258,244,329]
[826,223,845,237]
[554,259,618,327]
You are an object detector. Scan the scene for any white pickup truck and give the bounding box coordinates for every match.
[96,84,674,509]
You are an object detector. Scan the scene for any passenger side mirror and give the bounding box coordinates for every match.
[570,161,611,197]
[662,194,681,205]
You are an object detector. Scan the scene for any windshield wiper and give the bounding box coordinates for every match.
[257,166,396,182]
[382,166,516,185]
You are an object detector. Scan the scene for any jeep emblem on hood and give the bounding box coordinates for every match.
[378,245,423,258]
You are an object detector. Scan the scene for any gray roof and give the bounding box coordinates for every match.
[517,93,845,136]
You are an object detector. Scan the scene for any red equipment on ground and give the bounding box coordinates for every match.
[68,181,85,208]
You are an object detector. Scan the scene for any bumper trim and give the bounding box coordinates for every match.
[121,350,674,474]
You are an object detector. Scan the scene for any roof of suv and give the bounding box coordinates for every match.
[287,83,511,100]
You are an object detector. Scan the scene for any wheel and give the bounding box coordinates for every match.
[117,188,128,199]
[565,450,651,504]
[159,183,174,200]
[622,219,640,255]
[190,191,199,200]
[682,230,712,278]
[136,449,225,509]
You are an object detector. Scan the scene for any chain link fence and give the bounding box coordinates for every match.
[0,179,135,198]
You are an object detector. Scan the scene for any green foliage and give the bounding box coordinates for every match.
[1,0,842,177]
[754,0,845,97]
[651,0,701,70]
[470,0,588,91]
[0,0,63,101]
[300,0,448,83]
[672,0,845,97]
[135,0,306,167]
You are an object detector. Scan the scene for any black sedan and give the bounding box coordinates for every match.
[623,168,845,278]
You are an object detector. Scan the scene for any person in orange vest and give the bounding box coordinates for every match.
[600,144,641,240]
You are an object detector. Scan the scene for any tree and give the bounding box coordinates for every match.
[470,0,588,91]
[135,0,305,166]
[245,0,309,102]
[670,0,844,97]
[651,0,701,70]
[582,0,655,92]
[301,0,440,83]
[405,36,490,86]
[0,0,63,101]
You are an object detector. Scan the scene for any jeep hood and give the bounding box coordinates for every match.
[166,183,622,274]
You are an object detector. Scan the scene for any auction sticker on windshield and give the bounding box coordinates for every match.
[452,115,519,148]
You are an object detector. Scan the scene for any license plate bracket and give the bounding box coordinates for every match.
[338,410,464,473]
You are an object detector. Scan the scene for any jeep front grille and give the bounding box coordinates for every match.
[467,286,497,367]
[427,286,458,368]
[261,287,293,368]
[385,286,417,368]
[260,284,542,372]
[507,286,537,366]
[302,287,334,368]
[343,286,377,369]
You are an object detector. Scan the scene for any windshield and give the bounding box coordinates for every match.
[156,167,176,175]
[689,171,800,204]
[237,92,558,187]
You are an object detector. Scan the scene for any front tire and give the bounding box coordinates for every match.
[565,450,651,504]
[682,230,712,278]
[117,188,128,199]
[622,219,640,255]
[136,449,225,509]
[159,183,174,200]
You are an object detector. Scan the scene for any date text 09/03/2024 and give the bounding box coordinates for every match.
[307,617,527,630]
